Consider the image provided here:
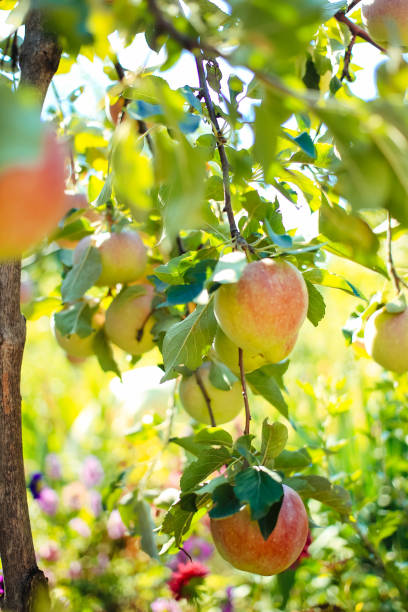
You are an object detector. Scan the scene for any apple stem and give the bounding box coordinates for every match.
[194,369,216,427]
[386,212,408,294]
[238,348,251,435]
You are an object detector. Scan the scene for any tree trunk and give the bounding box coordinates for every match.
[0,10,61,611]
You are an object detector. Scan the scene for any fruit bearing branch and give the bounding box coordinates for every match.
[195,56,241,246]
[194,369,216,427]
[238,349,251,435]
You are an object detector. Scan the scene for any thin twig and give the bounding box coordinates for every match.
[113,59,154,154]
[347,0,362,13]
[341,33,357,81]
[195,369,216,427]
[386,212,408,293]
[238,348,251,435]
[195,56,241,245]
[335,11,387,53]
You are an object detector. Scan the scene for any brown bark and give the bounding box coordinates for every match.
[0,10,61,612]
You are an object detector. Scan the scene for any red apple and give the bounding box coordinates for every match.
[0,131,68,259]
[214,259,308,364]
[210,484,308,575]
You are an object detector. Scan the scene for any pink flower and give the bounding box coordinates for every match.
[69,517,91,538]
[68,561,82,579]
[62,481,89,511]
[38,540,60,562]
[151,599,182,611]
[168,561,209,601]
[89,489,102,517]
[45,453,62,480]
[107,509,127,540]
[81,456,104,488]
[37,488,58,516]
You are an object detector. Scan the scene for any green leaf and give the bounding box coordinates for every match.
[26,297,60,321]
[303,268,364,299]
[234,466,284,521]
[161,501,196,548]
[305,280,326,327]
[210,252,247,285]
[0,84,42,171]
[61,245,102,303]
[261,420,288,465]
[209,483,241,519]
[54,302,94,338]
[93,330,121,378]
[209,361,238,391]
[195,428,234,448]
[286,475,351,516]
[274,448,312,473]
[180,447,231,492]
[257,496,284,541]
[161,299,217,380]
[247,368,288,418]
[134,500,159,559]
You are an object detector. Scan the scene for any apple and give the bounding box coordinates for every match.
[213,327,267,375]
[179,361,243,425]
[210,484,308,575]
[105,284,155,355]
[214,259,308,364]
[53,309,105,359]
[362,0,408,45]
[364,306,408,373]
[0,131,67,259]
[73,229,147,287]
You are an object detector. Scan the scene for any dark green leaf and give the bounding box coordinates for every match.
[305,280,326,327]
[234,466,284,520]
[61,245,102,303]
[180,447,231,492]
[93,330,121,378]
[209,483,241,519]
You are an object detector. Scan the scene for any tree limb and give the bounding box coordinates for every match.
[335,11,387,53]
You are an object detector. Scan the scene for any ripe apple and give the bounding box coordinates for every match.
[105,284,155,355]
[213,327,267,375]
[0,131,67,259]
[53,309,105,359]
[362,0,408,45]
[210,484,308,575]
[179,361,243,425]
[73,229,147,287]
[364,306,408,373]
[214,259,308,364]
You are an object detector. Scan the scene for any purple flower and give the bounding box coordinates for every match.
[168,536,213,570]
[28,472,43,499]
[37,488,58,516]
[107,509,127,540]
[222,587,234,612]
[69,517,91,538]
[89,489,102,517]
[151,599,181,612]
[0,573,4,596]
[81,456,104,488]
[45,453,62,480]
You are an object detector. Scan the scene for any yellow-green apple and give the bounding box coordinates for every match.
[362,0,408,45]
[179,361,243,425]
[214,259,308,364]
[73,229,147,287]
[210,484,308,575]
[213,327,267,374]
[364,306,408,372]
[0,131,67,259]
[53,309,105,359]
[105,284,155,355]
